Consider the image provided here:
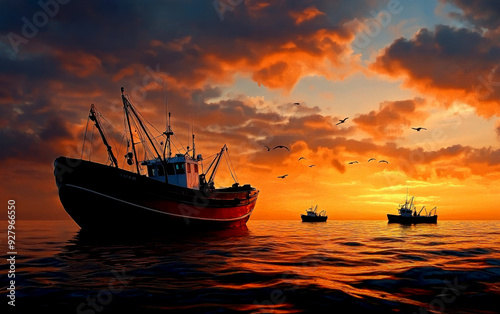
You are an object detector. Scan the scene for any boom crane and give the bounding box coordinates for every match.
[89,104,118,168]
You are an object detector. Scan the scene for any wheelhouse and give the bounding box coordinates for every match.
[143,154,200,189]
[398,207,414,217]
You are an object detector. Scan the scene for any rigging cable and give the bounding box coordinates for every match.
[100,112,128,160]
[100,114,123,134]
[81,115,90,159]
[173,132,188,155]
[126,97,164,149]
[225,148,239,183]
[224,153,238,183]
[129,116,151,162]
[127,97,190,157]
[90,123,94,161]
[125,96,167,161]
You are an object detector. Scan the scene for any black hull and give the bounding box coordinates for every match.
[58,184,251,231]
[387,214,437,224]
[54,157,258,231]
[301,215,328,222]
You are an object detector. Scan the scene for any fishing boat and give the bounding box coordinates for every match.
[301,205,327,222]
[387,190,437,224]
[54,88,259,231]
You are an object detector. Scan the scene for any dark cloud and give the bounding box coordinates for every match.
[371,25,500,116]
[0,1,388,170]
[444,0,500,30]
[0,101,76,164]
[40,116,72,140]
[2,0,383,91]
[0,127,39,161]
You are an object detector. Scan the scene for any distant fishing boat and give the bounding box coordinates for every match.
[387,190,437,224]
[301,205,327,222]
[54,88,259,231]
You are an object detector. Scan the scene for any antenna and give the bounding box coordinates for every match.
[192,123,195,159]
[164,82,168,131]
[162,84,171,160]
[163,112,174,159]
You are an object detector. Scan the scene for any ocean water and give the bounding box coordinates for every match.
[1,220,500,313]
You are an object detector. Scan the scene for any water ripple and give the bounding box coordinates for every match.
[2,220,499,313]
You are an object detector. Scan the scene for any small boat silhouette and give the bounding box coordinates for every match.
[301,205,327,222]
[387,189,437,224]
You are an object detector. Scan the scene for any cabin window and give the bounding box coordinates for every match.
[187,163,191,173]
[157,165,165,176]
[194,164,198,173]
[175,163,185,174]
[147,164,165,177]
[166,163,175,175]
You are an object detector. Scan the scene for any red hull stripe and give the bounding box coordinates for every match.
[66,184,255,222]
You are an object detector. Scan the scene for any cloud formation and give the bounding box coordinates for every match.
[371,11,500,116]
[353,98,428,140]
[443,0,500,30]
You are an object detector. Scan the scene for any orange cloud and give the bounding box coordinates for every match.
[56,50,102,78]
[353,98,428,140]
[290,6,326,25]
[113,66,137,82]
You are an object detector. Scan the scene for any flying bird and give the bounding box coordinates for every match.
[336,117,349,125]
[348,161,358,164]
[294,102,300,105]
[368,158,376,162]
[273,145,290,151]
[412,127,427,132]
[298,157,307,161]
[277,174,288,179]
[264,145,270,151]
[309,165,315,167]
[379,160,389,164]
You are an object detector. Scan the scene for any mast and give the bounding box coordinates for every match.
[122,87,140,174]
[89,104,118,168]
[163,112,174,159]
[192,131,196,159]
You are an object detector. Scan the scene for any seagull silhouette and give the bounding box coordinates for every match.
[368,158,376,162]
[273,145,290,151]
[308,165,315,167]
[277,174,288,179]
[298,157,307,161]
[336,117,349,125]
[379,160,389,164]
[264,145,270,151]
[412,127,427,132]
[294,102,300,105]
[348,161,358,164]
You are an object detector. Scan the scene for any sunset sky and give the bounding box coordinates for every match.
[2,0,500,221]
